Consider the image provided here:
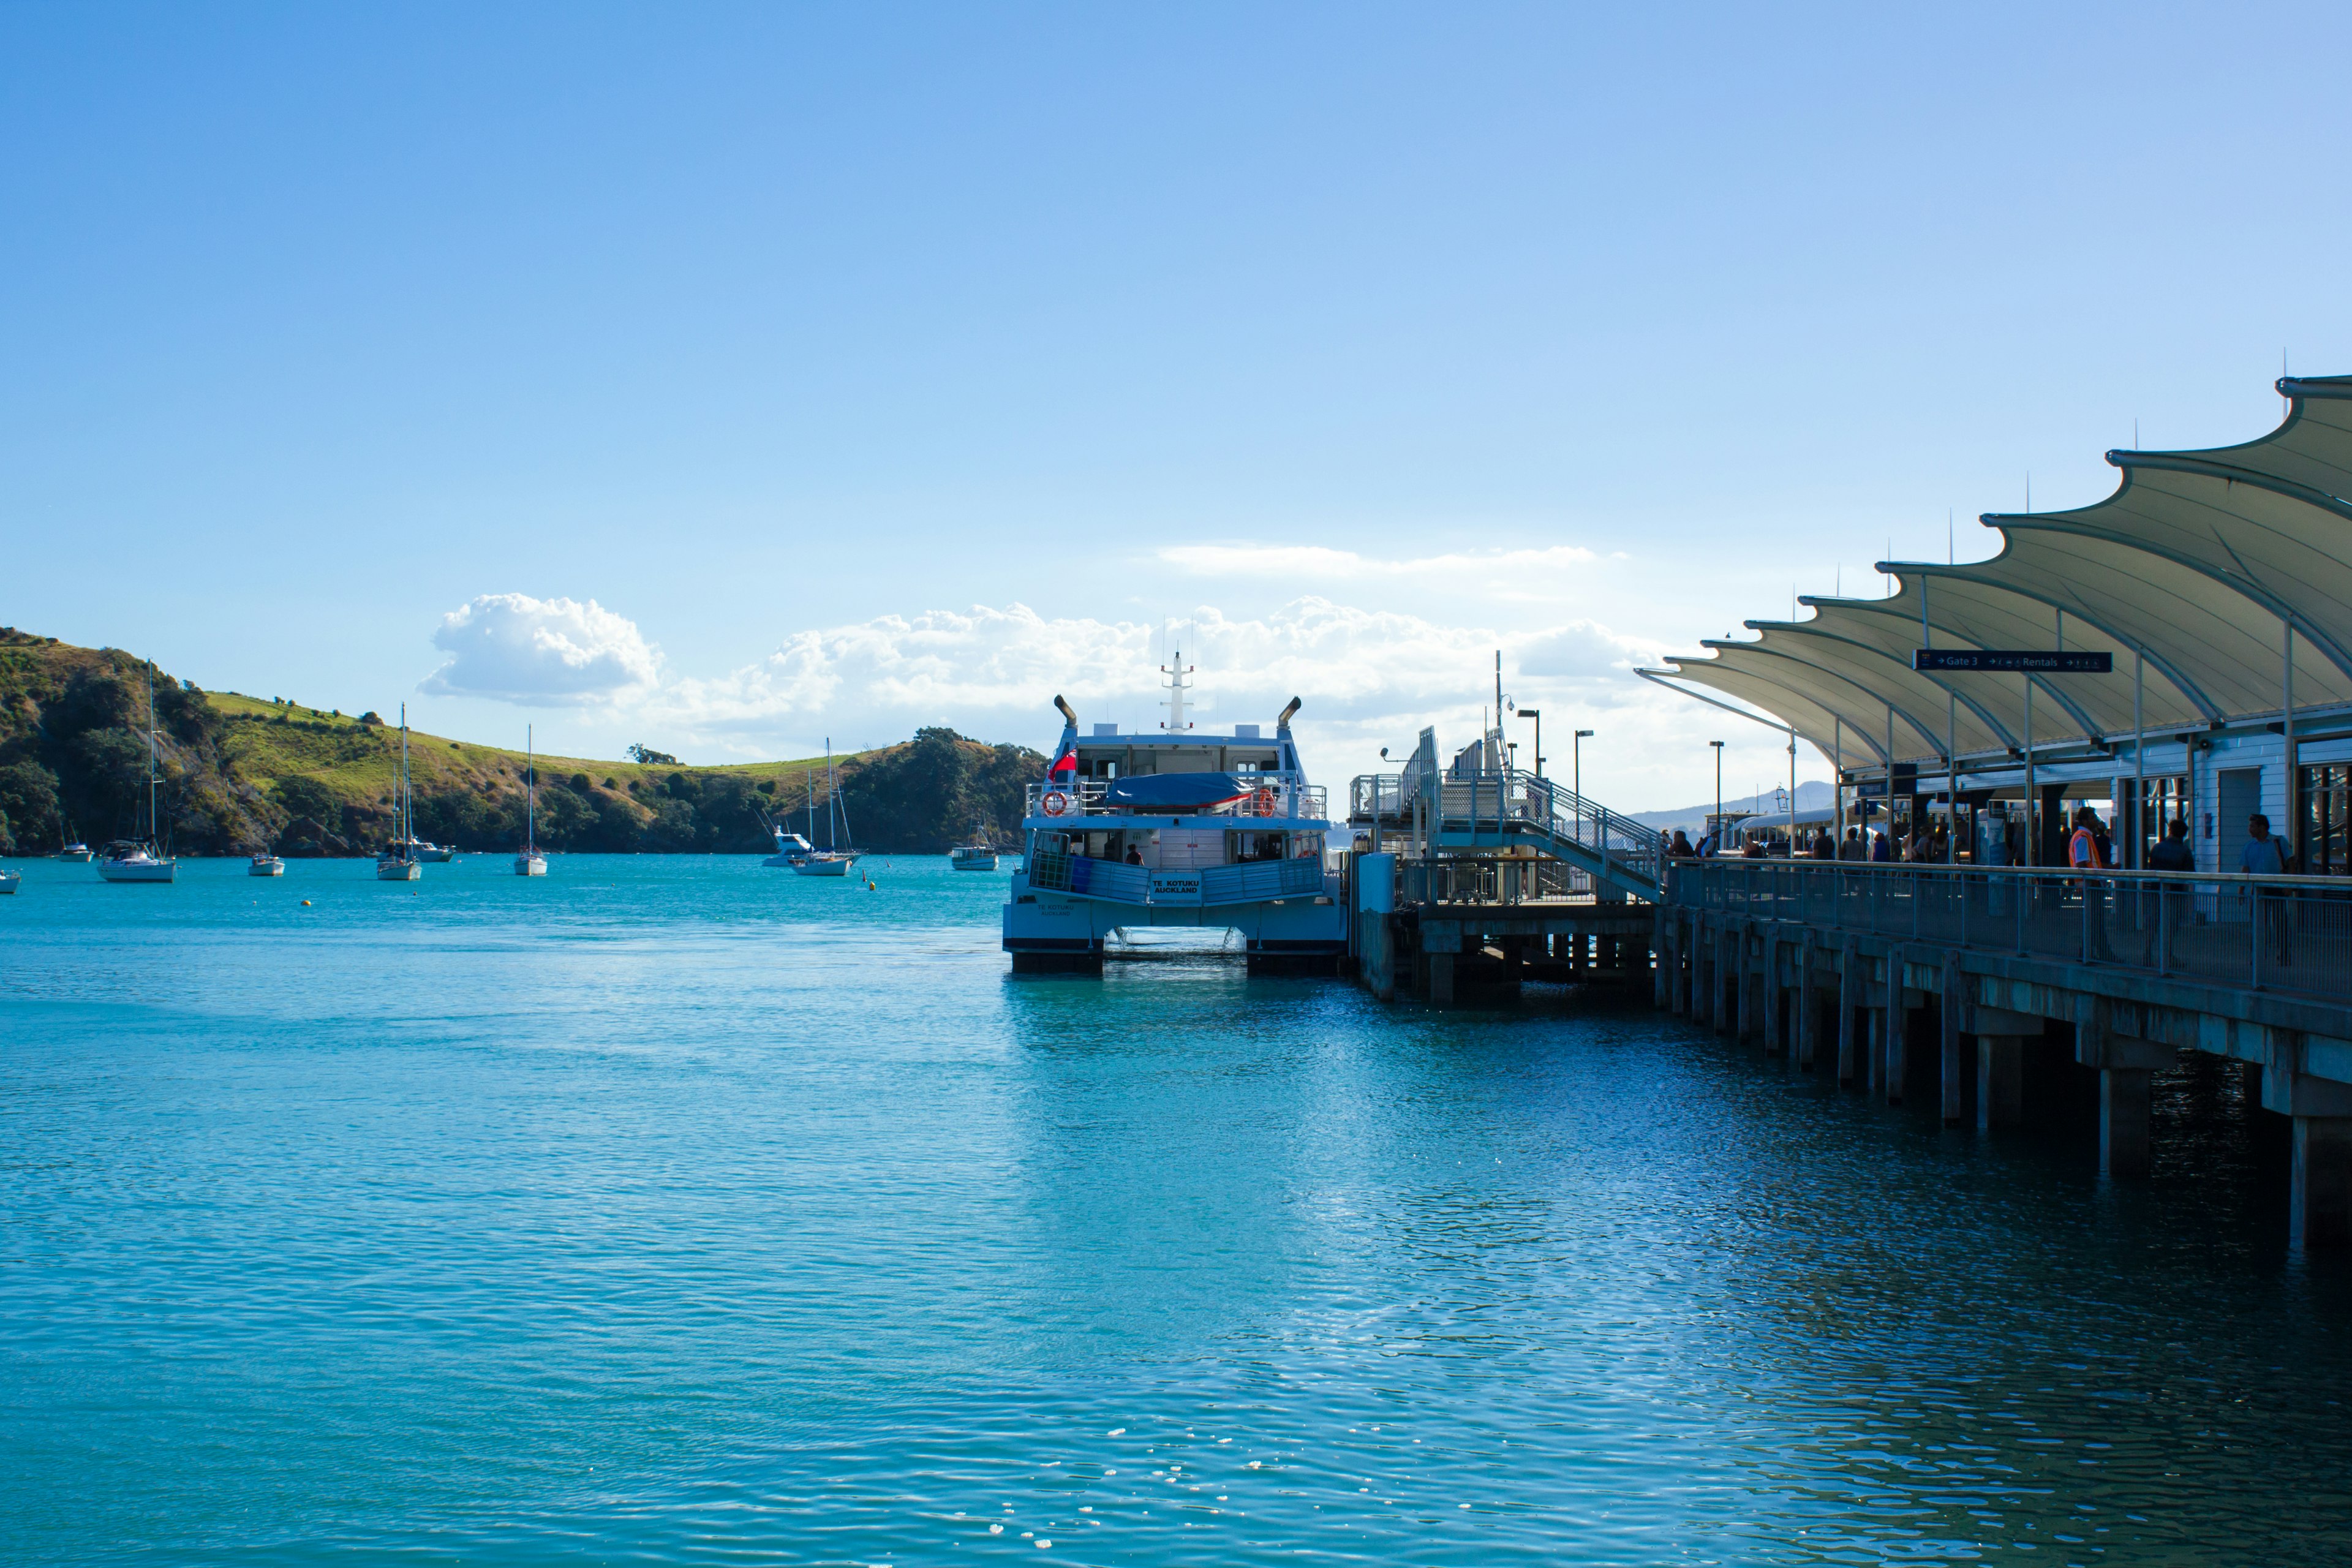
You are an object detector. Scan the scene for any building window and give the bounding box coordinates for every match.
[2133,776,2189,865]
[2301,764,2351,876]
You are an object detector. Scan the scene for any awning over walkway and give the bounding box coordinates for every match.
[1646,374,2352,771]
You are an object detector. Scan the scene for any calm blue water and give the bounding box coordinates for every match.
[4,853,2351,1565]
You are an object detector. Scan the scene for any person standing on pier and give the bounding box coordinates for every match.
[2239,813,2296,965]
[2071,807,2120,962]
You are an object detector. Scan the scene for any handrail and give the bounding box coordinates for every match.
[1664,854,2352,888]
[1664,857,2352,1000]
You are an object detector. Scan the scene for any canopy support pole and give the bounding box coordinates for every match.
[2286,620,2298,859]
[2134,648,2146,870]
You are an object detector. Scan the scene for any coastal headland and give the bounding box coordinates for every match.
[0,628,1041,857]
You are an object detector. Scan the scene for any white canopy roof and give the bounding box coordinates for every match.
[1651,374,2352,771]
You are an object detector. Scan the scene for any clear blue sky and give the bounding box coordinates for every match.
[6,3,2348,808]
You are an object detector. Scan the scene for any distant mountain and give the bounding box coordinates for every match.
[0,627,1041,856]
[1629,779,1835,835]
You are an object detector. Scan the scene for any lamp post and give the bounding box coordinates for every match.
[1710,741,1725,854]
[1574,728,1594,844]
[1518,708,1542,777]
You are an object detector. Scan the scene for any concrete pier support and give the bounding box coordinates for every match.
[1880,948,1906,1106]
[1428,952,1456,1006]
[1735,929,1758,1044]
[1866,1009,1885,1097]
[2292,1118,2352,1249]
[2100,1068,2153,1179]
[1836,938,1860,1087]
[1653,910,1672,1010]
[1977,1036,2026,1130]
[1763,936,1787,1057]
[1721,926,1740,1034]
[1796,935,1821,1071]
[1940,954,1964,1126]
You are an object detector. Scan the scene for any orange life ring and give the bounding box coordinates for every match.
[1042,790,1071,817]
[1251,787,1276,816]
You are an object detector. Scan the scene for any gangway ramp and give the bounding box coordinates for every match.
[1348,767,1664,902]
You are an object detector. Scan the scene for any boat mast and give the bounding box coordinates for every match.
[526,725,536,853]
[146,662,159,850]
[401,703,411,850]
[826,739,839,850]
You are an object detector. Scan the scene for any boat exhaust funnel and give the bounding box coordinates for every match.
[1054,695,1078,728]
[1276,696,1302,731]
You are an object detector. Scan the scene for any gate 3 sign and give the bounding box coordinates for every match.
[1911,649,2114,674]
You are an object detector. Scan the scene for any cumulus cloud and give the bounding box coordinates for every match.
[638,598,1657,758]
[1158,543,1599,579]
[423,594,661,705]
[415,592,1796,807]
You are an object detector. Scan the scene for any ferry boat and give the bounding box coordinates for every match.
[1002,662,1344,974]
[249,853,285,876]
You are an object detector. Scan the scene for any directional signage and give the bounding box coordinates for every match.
[1912,649,2113,674]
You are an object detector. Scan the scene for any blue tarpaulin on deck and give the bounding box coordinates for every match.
[1101,772,1253,810]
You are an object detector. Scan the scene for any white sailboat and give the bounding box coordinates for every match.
[377,705,422,881]
[249,853,285,876]
[791,740,858,876]
[97,663,177,884]
[514,725,548,876]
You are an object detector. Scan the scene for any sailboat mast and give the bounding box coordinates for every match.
[526,725,536,851]
[401,703,410,846]
[146,662,158,848]
[826,739,840,850]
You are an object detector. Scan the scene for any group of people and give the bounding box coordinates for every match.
[1668,807,2290,876]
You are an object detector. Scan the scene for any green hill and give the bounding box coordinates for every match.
[0,628,1042,857]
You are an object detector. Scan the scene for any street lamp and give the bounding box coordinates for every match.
[1709,741,1726,854]
[1517,707,1542,778]
[1573,728,1594,843]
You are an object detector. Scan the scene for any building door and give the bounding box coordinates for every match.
[2217,767,2262,873]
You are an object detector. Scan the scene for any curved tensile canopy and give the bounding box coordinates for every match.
[1648,375,2352,768]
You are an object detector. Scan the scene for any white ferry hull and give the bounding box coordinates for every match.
[1004,875,1345,969]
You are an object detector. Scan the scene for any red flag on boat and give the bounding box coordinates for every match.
[1050,740,1077,777]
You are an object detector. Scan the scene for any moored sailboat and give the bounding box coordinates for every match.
[790,741,858,876]
[514,725,548,876]
[97,664,178,884]
[376,704,423,881]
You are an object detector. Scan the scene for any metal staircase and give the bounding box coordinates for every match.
[1349,765,1664,902]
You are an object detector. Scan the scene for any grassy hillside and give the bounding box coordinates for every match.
[0,628,1043,857]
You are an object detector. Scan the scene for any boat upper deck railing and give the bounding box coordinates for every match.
[1024,779,1330,822]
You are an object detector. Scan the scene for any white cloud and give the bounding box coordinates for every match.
[414,593,1803,811]
[1158,543,1599,579]
[637,598,1660,758]
[423,594,661,705]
